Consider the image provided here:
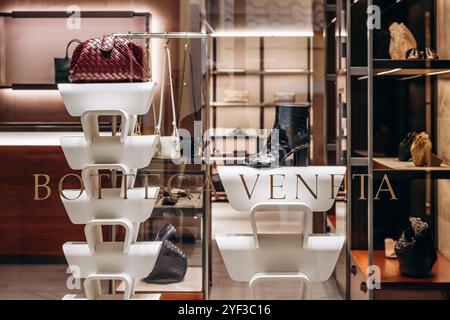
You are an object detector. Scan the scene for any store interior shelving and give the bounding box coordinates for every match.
[210,36,313,158]
[336,0,450,299]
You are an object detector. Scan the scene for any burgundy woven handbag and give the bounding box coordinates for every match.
[69,35,148,82]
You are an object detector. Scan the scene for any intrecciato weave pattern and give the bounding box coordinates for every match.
[69,35,148,82]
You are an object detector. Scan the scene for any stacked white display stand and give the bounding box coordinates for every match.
[58,83,162,300]
[216,166,346,299]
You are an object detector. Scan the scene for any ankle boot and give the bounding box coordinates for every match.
[246,104,310,167]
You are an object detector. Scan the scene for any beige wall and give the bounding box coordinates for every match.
[436,0,450,260]
[0,0,181,130]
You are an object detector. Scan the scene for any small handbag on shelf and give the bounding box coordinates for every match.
[54,39,81,83]
[69,34,148,82]
[394,217,437,277]
[154,44,181,160]
[144,224,187,284]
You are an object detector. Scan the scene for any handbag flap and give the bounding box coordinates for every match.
[100,35,115,53]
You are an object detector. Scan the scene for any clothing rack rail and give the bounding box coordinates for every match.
[113,32,208,39]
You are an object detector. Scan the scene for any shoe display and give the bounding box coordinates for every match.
[425,47,439,60]
[410,132,432,167]
[398,131,417,161]
[406,48,421,60]
[246,104,310,167]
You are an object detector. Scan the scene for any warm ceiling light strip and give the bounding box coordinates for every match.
[211,30,314,37]
[376,68,402,76]
[427,69,450,76]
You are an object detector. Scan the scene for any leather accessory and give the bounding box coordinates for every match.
[398,131,417,161]
[224,90,249,103]
[154,44,181,160]
[389,22,417,60]
[246,104,310,167]
[69,35,148,82]
[54,39,81,83]
[273,92,296,103]
[177,41,199,122]
[425,47,439,60]
[394,217,437,277]
[410,132,432,166]
[162,197,178,206]
[384,238,397,259]
[144,224,187,284]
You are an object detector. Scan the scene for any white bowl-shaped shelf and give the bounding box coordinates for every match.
[216,234,345,282]
[61,135,158,170]
[63,242,162,279]
[58,82,156,116]
[217,166,347,212]
[61,187,159,225]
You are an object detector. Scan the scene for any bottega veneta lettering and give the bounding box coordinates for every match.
[33,172,397,201]
[238,173,397,200]
[33,172,218,201]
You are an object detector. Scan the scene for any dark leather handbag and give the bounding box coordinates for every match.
[394,217,437,277]
[144,224,187,284]
[54,39,81,83]
[69,35,148,83]
[398,131,417,161]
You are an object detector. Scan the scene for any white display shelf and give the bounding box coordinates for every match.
[61,187,159,224]
[217,166,347,212]
[63,242,162,279]
[0,132,106,146]
[59,82,163,300]
[58,82,156,116]
[61,135,158,170]
[216,234,344,282]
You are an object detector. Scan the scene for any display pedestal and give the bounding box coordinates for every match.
[58,83,162,300]
[216,167,347,300]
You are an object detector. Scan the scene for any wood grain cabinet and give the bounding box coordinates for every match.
[0,146,84,259]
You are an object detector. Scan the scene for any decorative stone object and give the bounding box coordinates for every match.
[389,22,417,60]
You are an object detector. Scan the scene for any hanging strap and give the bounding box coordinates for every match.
[155,45,179,138]
[177,41,199,124]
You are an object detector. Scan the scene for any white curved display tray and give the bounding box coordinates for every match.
[58,82,156,116]
[61,187,159,225]
[61,135,158,169]
[217,166,346,212]
[63,242,162,278]
[216,234,344,282]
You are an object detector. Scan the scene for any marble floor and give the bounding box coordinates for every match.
[0,202,344,300]
[0,264,82,300]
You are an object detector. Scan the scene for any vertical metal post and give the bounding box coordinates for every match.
[109,115,118,295]
[259,36,265,152]
[367,0,374,301]
[345,0,352,300]
[425,11,432,217]
[203,34,211,300]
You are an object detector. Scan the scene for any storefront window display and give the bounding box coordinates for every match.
[0,0,449,307]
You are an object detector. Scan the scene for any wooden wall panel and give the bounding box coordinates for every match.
[0,146,84,256]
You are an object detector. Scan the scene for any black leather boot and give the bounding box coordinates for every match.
[246,103,310,167]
